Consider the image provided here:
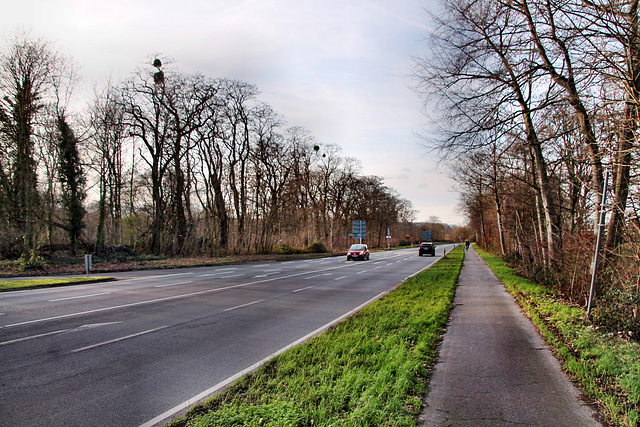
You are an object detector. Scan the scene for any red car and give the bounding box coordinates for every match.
[347,244,370,261]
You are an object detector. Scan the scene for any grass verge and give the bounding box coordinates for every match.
[0,276,113,292]
[475,247,640,426]
[168,246,464,427]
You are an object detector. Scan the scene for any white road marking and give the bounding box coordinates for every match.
[50,292,111,302]
[2,253,429,330]
[0,322,122,346]
[116,272,194,283]
[197,269,237,277]
[217,274,245,279]
[154,281,193,288]
[0,328,71,346]
[77,322,122,330]
[223,299,265,312]
[292,285,315,293]
[334,276,348,281]
[305,273,333,280]
[253,271,281,278]
[72,326,169,353]
[137,290,391,427]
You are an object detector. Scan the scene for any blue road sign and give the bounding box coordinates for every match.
[352,220,366,240]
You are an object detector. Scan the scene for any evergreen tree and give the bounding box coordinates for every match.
[57,114,86,255]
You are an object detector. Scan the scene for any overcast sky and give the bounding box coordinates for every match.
[2,0,463,225]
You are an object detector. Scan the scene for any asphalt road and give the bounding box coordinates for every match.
[0,245,452,427]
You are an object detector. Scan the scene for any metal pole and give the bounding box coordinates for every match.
[84,254,92,278]
[587,169,609,316]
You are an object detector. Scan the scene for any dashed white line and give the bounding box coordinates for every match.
[2,257,377,330]
[292,285,315,293]
[154,281,193,288]
[217,274,245,279]
[223,299,265,312]
[197,269,237,277]
[1,322,122,346]
[253,271,281,278]
[117,272,194,283]
[137,290,390,427]
[305,273,333,280]
[50,292,111,302]
[0,328,71,346]
[72,326,169,353]
[334,276,348,281]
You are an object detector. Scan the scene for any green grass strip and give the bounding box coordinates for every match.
[475,247,640,427]
[0,277,112,291]
[168,246,464,427]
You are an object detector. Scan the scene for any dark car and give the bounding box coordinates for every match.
[419,241,435,256]
[347,244,370,261]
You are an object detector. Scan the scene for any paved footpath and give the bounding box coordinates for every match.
[419,248,602,426]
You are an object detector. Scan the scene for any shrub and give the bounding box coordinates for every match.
[17,249,45,272]
[304,242,326,253]
[273,243,299,255]
[592,284,640,341]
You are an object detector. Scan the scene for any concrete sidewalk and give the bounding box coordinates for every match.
[419,248,601,426]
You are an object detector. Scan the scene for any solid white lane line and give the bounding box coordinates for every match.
[50,292,111,302]
[2,284,249,329]
[154,281,193,288]
[223,299,265,312]
[292,285,315,293]
[0,328,71,346]
[137,290,390,427]
[1,261,367,330]
[72,326,169,353]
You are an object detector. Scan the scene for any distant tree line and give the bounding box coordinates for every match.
[0,33,414,260]
[415,0,640,336]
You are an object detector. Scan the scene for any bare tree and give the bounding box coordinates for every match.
[155,67,218,254]
[511,0,606,235]
[414,0,560,265]
[89,83,127,253]
[118,63,174,254]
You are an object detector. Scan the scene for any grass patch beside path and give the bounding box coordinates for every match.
[476,247,640,427]
[168,247,464,427]
[0,276,113,292]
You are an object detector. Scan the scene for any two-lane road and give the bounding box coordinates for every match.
[0,245,453,426]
